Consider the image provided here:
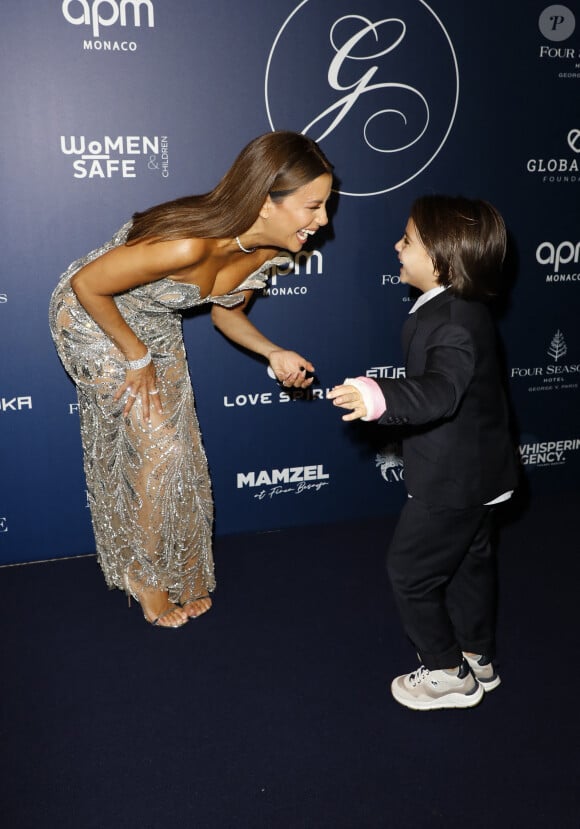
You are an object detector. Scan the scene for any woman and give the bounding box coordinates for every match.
[50,131,333,628]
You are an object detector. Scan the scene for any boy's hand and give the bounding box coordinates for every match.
[327,384,368,421]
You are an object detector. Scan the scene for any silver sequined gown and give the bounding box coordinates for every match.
[49,222,281,603]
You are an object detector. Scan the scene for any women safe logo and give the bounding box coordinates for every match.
[60,135,168,179]
[265,0,458,196]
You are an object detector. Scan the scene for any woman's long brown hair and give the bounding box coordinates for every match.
[126,131,333,244]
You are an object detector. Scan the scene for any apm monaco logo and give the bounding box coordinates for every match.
[237,465,330,500]
[511,330,579,392]
[375,443,404,483]
[60,134,169,179]
[519,436,580,469]
[62,0,155,51]
[263,250,324,298]
[265,0,458,196]
[527,129,580,183]
[536,239,580,282]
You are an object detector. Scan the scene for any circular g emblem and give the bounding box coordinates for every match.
[265,0,459,196]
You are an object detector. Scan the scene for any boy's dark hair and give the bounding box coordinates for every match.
[411,195,507,299]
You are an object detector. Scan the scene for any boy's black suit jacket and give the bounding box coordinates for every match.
[374,290,519,508]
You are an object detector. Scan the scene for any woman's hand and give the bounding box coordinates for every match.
[269,349,315,389]
[327,384,368,421]
[114,361,163,420]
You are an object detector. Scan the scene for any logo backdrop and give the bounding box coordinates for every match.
[1,0,579,563]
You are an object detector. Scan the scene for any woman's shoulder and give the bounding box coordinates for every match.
[126,236,211,269]
[167,237,209,264]
[138,235,208,255]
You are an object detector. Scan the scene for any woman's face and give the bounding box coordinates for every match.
[394,218,439,293]
[264,173,332,252]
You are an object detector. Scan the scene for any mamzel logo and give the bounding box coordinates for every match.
[266,1,458,196]
[60,135,169,179]
[62,0,155,51]
[237,464,330,500]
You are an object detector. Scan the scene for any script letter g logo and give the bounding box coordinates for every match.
[265,1,458,196]
[303,16,429,154]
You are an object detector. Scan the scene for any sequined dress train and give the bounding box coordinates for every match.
[49,222,277,603]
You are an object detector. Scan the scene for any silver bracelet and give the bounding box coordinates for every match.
[127,348,152,370]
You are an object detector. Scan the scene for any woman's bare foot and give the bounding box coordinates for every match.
[182,596,212,619]
[145,599,189,628]
[127,578,189,628]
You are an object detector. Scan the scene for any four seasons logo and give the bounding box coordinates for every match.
[547,329,567,361]
[511,329,579,392]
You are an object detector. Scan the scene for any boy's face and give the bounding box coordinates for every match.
[395,219,440,293]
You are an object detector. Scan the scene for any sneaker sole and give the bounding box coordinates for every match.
[390,682,484,711]
[462,655,501,692]
[478,675,501,692]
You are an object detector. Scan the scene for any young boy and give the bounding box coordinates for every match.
[328,195,519,711]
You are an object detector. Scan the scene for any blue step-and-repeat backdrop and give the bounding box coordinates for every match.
[1,1,579,563]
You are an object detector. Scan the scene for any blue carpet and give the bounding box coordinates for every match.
[1,492,579,828]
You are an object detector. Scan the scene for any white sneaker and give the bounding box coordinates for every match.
[463,653,501,692]
[391,659,484,711]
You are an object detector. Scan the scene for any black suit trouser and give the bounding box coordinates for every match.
[386,496,497,670]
